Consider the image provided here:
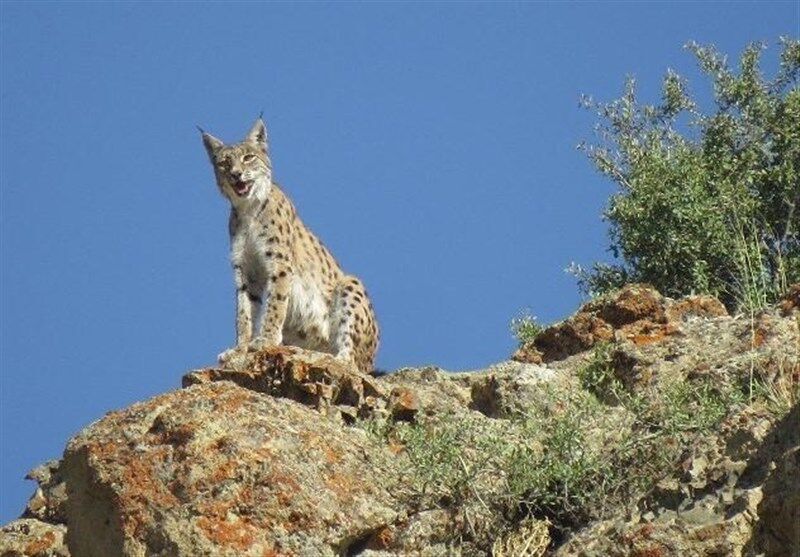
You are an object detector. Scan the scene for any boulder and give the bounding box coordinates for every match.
[183,346,388,423]
[525,285,729,363]
[62,382,409,557]
[22,461,66,525]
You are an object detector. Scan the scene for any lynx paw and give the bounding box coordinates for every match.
[217,347,240,363]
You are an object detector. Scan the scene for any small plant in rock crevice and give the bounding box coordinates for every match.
[510,311,545,346]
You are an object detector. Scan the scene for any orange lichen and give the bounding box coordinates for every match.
[209,458,240,484]
[631,547,665,557]
[666,296,727,323]
[23,530,57,554]
[624,322,679,345]
[283,510,314,534]
[324,471,362,505]
[212,388,253,414]
[323,446,341,465]
[596,284,666,327]
[197,515,257,551]
[117,447,179,538]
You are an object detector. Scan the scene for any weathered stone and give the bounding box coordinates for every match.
[555,403,800,557]
[379,367,472,417]
[183,345,387,422]
[4,285,799,557]
[511,343,543,364]
[526,285,729,363]
[22,461,66,525]
[534,312,615,362]
[62,382,409,557]
[360,509,455,556]
[387,387,419,422]
[0,519,69,557]
[588,283,667,327]
[469,363,557,418]
[665,294,728,322]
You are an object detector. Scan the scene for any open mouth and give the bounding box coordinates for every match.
[231,180,252,197]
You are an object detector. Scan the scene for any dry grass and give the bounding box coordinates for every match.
[492,518,551,557]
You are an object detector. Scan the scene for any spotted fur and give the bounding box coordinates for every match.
[201,118,379,374]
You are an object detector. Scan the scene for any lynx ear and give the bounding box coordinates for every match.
[199,127,224,158]
[246,118,268,151]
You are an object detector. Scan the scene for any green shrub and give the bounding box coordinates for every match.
[578,38,800,310]
[576,342,619,399]
[505,392,614,530]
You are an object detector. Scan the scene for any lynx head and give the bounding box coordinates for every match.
[200,118,272,205]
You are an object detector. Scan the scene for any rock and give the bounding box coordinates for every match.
[511,344,543,364]
[665,295,728,323]
[523,285,729,363]
[387,387,420,422]
[62,382,409,557]
[22,461,66,525]
[587,283,666,328]
[0,519,69,557]
[379,367,472,417]
[533,312,615,362]
[183,346,387,422]
[742,403,800,556]
[531,284,667,363]
[359,509,455,556]
[468,363,557,418]
[778,283,800,316]
[555,403,800,557]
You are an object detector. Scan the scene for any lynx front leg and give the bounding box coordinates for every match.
[252,266,291,350]
[218,264,255,363]
[234,264,255,345]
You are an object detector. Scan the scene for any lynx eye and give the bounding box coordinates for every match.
[242,154,257,163]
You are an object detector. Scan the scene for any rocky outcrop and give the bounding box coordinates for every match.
[62,382,409,557]
[515,284,728,364]
[2,284,797,556]
[22,461,66,526]
[555,403,800,556]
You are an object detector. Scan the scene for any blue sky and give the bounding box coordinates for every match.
[1,1,796,523]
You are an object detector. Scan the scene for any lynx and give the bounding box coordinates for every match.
[200,118,379,374]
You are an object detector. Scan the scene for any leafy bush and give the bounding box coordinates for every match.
[578,38,800,310]
[576,341,617,397]
[505,391,614,531]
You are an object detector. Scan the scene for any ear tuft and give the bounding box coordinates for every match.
[246,118,268,151]
[201,130,224,158]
